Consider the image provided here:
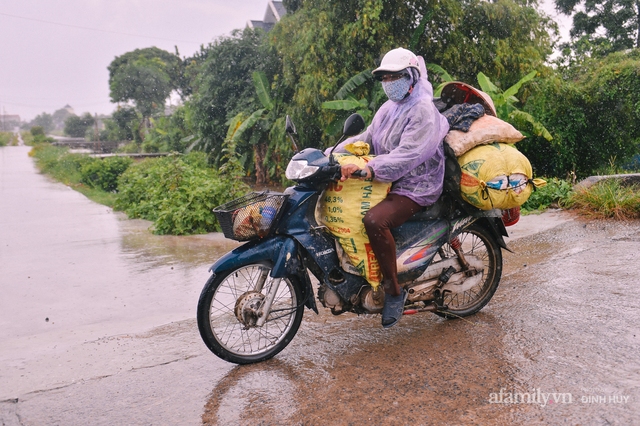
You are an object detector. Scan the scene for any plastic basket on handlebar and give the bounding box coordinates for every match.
[213,191,289,241]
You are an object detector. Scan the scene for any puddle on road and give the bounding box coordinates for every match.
[201,219,640,425]
[116,214,241,270]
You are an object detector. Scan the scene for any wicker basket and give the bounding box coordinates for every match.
[213,192,289,241]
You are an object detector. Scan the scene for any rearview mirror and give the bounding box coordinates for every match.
[343,113,365,138]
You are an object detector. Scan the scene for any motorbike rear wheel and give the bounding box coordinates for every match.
[435,224,502,318]
[197,262,304,364]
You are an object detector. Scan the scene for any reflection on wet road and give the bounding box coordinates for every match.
[1,146,638,425]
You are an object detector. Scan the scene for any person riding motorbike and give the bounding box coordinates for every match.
[332,47,450,328]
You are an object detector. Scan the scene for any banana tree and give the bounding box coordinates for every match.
[224,71,294,185]
[477,71,553,141]
[223,71,274,185]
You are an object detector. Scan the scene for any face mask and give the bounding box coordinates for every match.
[382,77,412,102]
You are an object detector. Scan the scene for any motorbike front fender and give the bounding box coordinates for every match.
[209,236,298,278]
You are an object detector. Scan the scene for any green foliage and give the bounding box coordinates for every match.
[555,0,638,59]
[28,113,54,133]
[115,153,250,235]
[0,132,19,146]
[0,132,10,147]
[21,131,34,146]
[226,70,292,185]
[30,145,92,185]
[28,126,55,144]
[270,0,554,150]
[119,142,140,154]
[521,50,640,178]
[30,126,45,137]
[110,61,172,118]
[320,69,384,133]
[104,106,139,142]
[476,71,552,142]
[108,47,181,137]
[521,178,573,213]
[29,145,119,206]
[186,29,279,161]
[64,113,95,138]
[80,156,133,192]
[566,180,640,219]
[142,107,195,153]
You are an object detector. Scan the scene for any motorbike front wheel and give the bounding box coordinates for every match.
[435,223,502,318]
[197,262,304,364]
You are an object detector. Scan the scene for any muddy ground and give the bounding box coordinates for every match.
[1,145,638,425]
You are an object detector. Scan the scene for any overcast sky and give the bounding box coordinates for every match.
[0,0,271,121]
[0,0,570,122]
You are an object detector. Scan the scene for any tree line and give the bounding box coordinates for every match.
[63,0,640,180]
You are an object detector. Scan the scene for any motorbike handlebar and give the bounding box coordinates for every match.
[350,169,368,178]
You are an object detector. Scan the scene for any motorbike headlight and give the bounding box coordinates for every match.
[285,159,319,180]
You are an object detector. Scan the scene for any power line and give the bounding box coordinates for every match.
[0,11,201,44]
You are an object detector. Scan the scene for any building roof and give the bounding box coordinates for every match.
[248,20,275,32]
[269,1,286,21]
[247,1,286,31]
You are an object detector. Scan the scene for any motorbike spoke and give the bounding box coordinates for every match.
[440,226,499,313]
[206,264,298,356]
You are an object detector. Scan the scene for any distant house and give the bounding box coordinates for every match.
[62,104,75,116]
[0,114,21,131]
[247,1,286,32]
[52,105,76,131]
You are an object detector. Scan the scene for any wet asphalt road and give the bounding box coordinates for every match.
[1,145,638,425]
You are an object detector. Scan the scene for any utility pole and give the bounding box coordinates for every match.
[94,113,101,153]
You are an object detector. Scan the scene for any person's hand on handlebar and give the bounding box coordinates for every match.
[340,164,373,181]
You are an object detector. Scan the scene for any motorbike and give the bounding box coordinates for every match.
[197,113,510,365]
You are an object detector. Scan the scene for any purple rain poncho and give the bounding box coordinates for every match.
[330,56,449,206]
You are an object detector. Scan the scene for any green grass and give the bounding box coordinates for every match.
[21,131,34,145]
[565,179,640,220]
[0,132,13,146]
[30,144,118,207]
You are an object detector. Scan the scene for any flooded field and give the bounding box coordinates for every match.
[1,145,638,425]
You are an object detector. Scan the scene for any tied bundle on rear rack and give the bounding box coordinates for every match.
[213,191,289,241]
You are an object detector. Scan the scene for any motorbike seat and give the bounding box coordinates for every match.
[408,198,445,221]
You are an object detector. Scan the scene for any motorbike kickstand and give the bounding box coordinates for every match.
[433,289,451,311]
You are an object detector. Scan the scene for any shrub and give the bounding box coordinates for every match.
[30,145,92,184]
[115,152,249,235]
[80,156,133,192]
[119,141,140,153]
[521,178,573,213]
[30,126,45,137]
[0,132,10,147]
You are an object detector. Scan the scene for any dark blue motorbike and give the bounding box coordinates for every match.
[197,114,509,364]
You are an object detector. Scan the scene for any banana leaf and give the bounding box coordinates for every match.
[252,71,274,110]
[334,70,373,100]
[322,99,362,111]
[232,109,265,142]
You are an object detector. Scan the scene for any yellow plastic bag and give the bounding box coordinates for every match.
[458,143,545,210]
[316,142,391,288]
